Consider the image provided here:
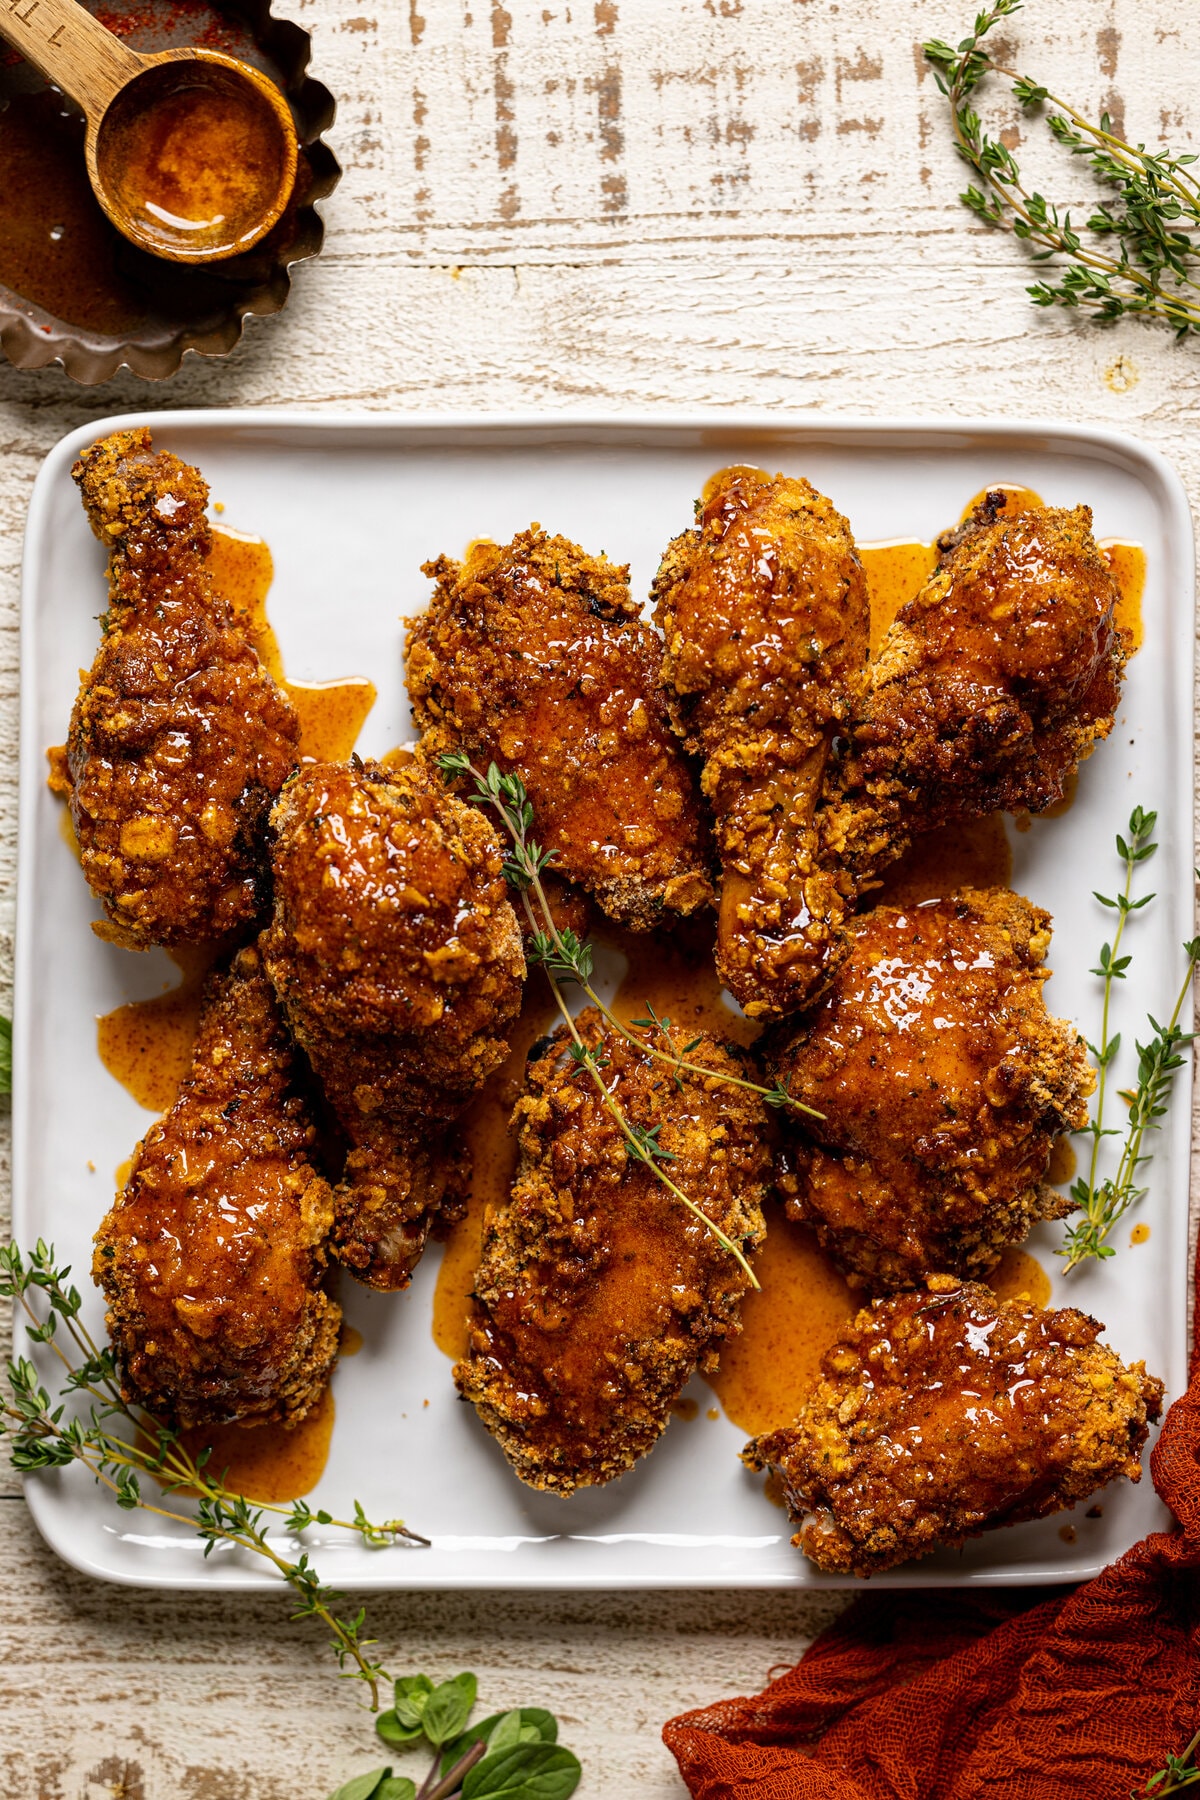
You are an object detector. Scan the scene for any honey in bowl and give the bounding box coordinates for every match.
[97,57,295,258]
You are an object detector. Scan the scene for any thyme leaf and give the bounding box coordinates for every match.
[437,753,826,1286]
[1058,810,1199,1271]
[1135,1726,1200,1798]
[0,1240,425,1709]
[926,2,1200,335]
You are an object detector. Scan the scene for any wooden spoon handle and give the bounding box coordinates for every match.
[0,0,142,124]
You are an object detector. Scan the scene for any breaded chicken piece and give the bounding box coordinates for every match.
[766,889,1092,1289]
[407,527,714,931]
[652,466,870,1018]
[746,1276,1163,1576]
[93,947,339,1429]
[261,759,525,1291]
[825,493,1126,881]
[455,1009,771,1493]
[57,428,299,950]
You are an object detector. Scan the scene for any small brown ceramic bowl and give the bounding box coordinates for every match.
[0,0,339,383]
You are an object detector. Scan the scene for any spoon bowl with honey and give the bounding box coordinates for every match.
[0,0,298,263]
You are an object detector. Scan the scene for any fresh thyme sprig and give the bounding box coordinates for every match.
[1136,1727,1200,1799]
[438,752,806,1288]
[925,2,1200,335]
[439,753,814,1119]
[1,1239,425,1708]
[1059,809,1199,1271]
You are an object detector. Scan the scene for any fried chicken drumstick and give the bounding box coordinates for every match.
[455,1010,771,1493]
[94,947,340,1429]
[262,758,525,1291]
[826,492,1126,883]
[766,889,1092,1289]
[407,527,714,931]
[746,1277,1163,1576]
[652,465,870,1018]
[57,428,299,949]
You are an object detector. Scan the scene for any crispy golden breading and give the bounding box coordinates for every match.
[766,889,1092,1289]
[261,759,525,1290]
[825,493,1126,880]
[93,947,339,1429]
[746,1277,1163,1576]
[652,466,870,1018]
[407,527,714,931]
[60,428,299,949]
[455,1010,771,1493]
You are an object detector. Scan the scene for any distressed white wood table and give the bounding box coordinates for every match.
[2,1,1198,1793]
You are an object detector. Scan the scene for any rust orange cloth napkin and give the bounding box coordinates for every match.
[663,1259,1200,1799]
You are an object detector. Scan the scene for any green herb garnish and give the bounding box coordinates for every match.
[1060,808,1199,1270]
[0,1240,425,1709]
[926,2,1200,336]
[327,1673,582,1800]
[437,752,824,1288]
[1135,1725,1200,1797]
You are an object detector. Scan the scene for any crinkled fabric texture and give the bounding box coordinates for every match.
[663,1264,1200,1800]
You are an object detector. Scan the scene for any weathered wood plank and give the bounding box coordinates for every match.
[0,0,1196,1791]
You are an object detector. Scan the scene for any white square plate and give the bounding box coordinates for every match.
[13,412,1195,1590]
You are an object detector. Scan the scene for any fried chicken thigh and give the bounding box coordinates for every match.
[455,1010,771,1493]
[407,528,714,931]
[766,889,1092,1289]
[826,493,1126,880]
[652,466,870,1018]
[58,428,299,949]
[746,1277,1163,1576]
[261,759,525,1290]
[94,947,339,1429]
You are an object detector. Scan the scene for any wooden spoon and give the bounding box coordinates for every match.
[0,0,298,263]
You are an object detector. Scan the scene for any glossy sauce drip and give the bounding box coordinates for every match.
[1039,768,1079,821]
[961,483,1046,520]
[875,812,1012,907]
[207,526,377,761]
[860,540,937,656]
[103,63,290,256]
[704,1218,857,1437]
[174,1385,334,1503]
[608,923,759,1050]
[989,1247,1052,1307]
[432,983,559,1361]
[1103,541,1146,654]
[97,943,218,1112]
[1048,1136,1077,1187]
[58,797,82,862]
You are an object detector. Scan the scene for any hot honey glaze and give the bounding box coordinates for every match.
[170,1386,336,1504]
[206,525,377,762]
[97,944,219,1113]
[432,982,560,1361]
[86,524,377,1112]
[704,1217,857,1438]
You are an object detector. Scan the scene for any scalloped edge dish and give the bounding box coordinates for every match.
[0,0,339,384]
